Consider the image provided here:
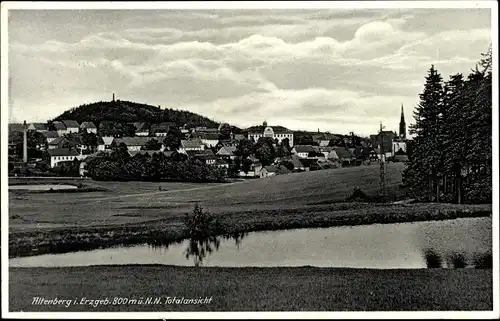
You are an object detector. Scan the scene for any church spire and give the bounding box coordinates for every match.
[399,103,406,139]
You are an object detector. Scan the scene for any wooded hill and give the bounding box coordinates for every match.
[50,100,221,129]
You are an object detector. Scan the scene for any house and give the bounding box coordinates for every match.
[259,165,278,178]
[179,138,205,154]
[48,136,70,150]
[46,148,79,168]
[191,132,219,148]
[113,136,154,151]
[291,145,316,158]
[186,149,217,165]
[52,121,67,136]
[150,122,177,137]
[312,133,337,147]
[277,155,307,172]
[371,131,396,154]
[42,131,60,144]
[80,121,97,134]
[131,122,150,136]
[392,140,407,156]
[27,123,48,132]
[319,146,334,158]
[247,121,294,146]
[65,135,92,154]
[335,147,356,166]
[193,127,219,134]
[97,136,114,151]
[216,146,237,160]
[61,120,80,134]
[233,134,246,141]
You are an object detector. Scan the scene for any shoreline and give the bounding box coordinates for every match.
[9,203,492,258]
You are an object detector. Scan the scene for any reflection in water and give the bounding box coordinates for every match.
[423,249,442,268]
[423,249,492,269]
[473,253,492,269]
[149,232,247,267]
[9,217,492,269]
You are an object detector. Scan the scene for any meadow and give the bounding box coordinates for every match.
[8,162,492,257]
[9,265,493,311]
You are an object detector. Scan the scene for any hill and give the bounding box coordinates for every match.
[50,100,220,129]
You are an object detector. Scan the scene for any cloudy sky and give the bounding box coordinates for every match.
[7,7,492,136]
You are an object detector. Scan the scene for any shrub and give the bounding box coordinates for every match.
[184,204,222,239]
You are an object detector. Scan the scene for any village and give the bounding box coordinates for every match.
[8,104,410,181]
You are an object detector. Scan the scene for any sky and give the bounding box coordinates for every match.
[7,7,492,136]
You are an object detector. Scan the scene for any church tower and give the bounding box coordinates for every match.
[399,104,406,139]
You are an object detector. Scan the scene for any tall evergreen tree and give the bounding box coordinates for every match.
[404,65,444,201]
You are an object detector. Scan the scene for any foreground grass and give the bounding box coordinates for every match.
[9,265,493,311]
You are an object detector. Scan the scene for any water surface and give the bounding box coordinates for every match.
[9,217,492,269]
[9,184,77,191]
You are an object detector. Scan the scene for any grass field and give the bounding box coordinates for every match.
[9,265,493,311]
[9,163,406,226]
[8,163,492,257]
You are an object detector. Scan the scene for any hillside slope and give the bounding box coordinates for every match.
[51,100,220,128]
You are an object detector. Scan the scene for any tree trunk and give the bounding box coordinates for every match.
[436,176,440,203]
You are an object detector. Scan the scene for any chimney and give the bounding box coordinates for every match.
[23,120,28,163]
[112,93,115,102]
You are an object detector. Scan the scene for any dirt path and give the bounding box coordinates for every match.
[86,180,247,202]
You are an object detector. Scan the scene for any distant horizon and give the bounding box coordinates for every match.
[7,8,491,137]
[7,97,407,138]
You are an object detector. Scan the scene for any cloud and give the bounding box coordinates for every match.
[7,9,492,136]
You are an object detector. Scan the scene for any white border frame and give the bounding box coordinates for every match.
[1,1,498,319]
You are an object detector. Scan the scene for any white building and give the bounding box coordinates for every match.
[61,120,80,134]
[392,141,407,156]
[52,121,67,136]
[191,132,219,148]
[179,138,205,154]
[97,136,115,151]
[47,148,79,168]
[247,122,294,146]
[291,145,315,158]
[113,137,156,151]
[80,121,98,134]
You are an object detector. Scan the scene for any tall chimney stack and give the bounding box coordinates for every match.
[112,93,115,102]
[23,120,28,163]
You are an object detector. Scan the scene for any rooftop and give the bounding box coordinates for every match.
[181,138,204,149]
[47,148,79,157]
[80,121,97,129]
[62,120,80,128]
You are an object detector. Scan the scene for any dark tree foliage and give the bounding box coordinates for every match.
[403,47,492,204]
[163,128,184,151]
[141,138,162,151]
[86,150,227,182]
[255,137,276,166]
[51,100,220,129]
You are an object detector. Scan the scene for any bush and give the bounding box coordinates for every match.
[184,204,222,239]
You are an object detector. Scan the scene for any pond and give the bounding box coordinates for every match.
[9,184,78,191]
[9,217,492,269]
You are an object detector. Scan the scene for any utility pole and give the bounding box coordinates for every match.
[379,122,385,198]
[23,120,28,164]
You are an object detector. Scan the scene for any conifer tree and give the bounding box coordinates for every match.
[404,65,444,201]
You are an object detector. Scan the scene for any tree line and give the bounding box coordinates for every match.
[403,46,492,204]
[86,143,227,182]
